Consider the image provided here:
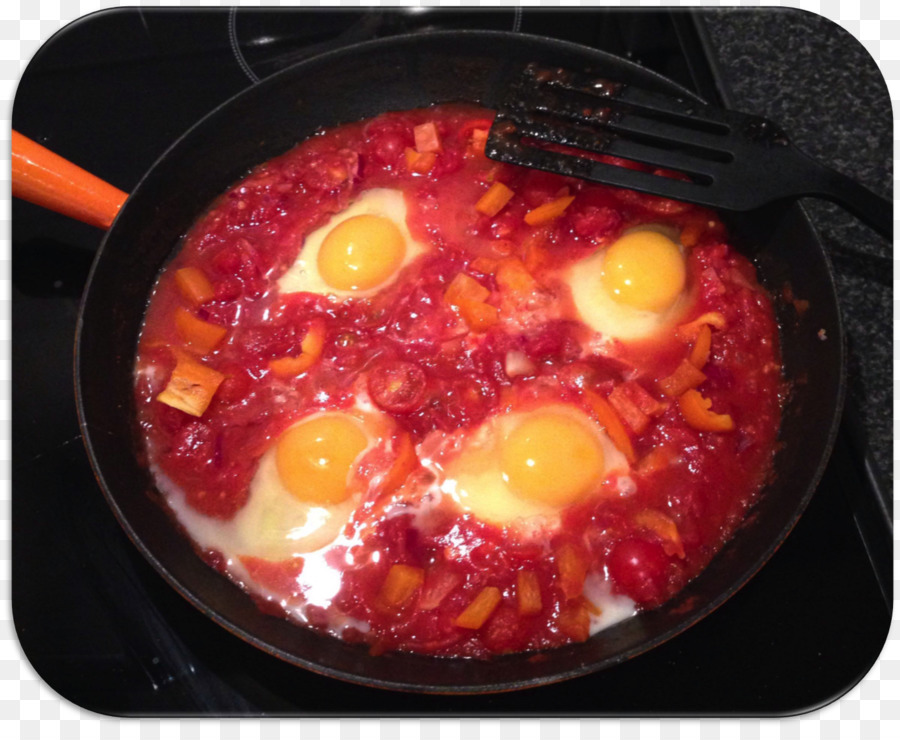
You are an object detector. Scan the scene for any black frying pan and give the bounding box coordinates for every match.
[22,30,844,693]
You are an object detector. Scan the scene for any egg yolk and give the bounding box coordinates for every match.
[600,231,686,313]
[500,410,605,508]
[275,414,369,505]
[317,214,406,291]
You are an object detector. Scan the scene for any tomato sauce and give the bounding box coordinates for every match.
[134,104,784,658]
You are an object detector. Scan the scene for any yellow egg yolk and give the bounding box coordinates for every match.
[600,231,686,313]
[500,410,605,508]
[317,214,406,291]
[275,414,369,505]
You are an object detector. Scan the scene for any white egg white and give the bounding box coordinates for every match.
[566,226,693,343]
[232,407,399,562]
[583,572,638,635]
[277,187,428,298]
[431,403,631,535]
[230,441,358,560]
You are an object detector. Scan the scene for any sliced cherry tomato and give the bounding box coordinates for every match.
[367,360,427,413]
[607,537,671,605]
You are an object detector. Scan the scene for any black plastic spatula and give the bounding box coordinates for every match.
[486,63,891,238]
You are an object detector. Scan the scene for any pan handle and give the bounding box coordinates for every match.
[11,130,129,230]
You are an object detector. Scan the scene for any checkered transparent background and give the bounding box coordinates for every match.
[2,0,897,737]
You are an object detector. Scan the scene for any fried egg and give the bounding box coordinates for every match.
[567,226,692,342]
[436,402,630,535]
[231,408,390,560]
[278,188,428,297]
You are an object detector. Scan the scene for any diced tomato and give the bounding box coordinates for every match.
[414,122,443,154]
[239,556,305,600]
[607,385,650,435]
[620,380,667,417]
[419,567,462,611]
[569,205,622,241]
[481,604,529,654]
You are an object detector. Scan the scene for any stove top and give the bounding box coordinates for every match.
[11,8,891,716]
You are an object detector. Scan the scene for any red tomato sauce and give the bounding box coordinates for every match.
[134,104,784,658]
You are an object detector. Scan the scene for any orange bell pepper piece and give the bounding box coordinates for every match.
[634,509,685,559]
[583,390,636,463]
[689,323,713,368]
[404,147,437,174]
[524,194,575,226]
[557,599,591,642]
[556,543,589,600]
[268,354,316,378]
[678,389,734,432]
[444,272,490,305]
[378,564,425,609]
[457,299,499,331]
[475,181,514,217]
[454,586,502,629]
[679,220,705,248]
[495,257,537,295]
[517,570,542,616]
[522,229,550,273]
[157,356,225,417]
[174,308,227,355]
[469,256,499,275]
[676,311,727,341]
[378,431,419,496]
[658,359,707,398]
[444,273,497,331]
[174,267,215,306]
[300,321,326,357]
[636,445,676,476]
[268,322,326,377]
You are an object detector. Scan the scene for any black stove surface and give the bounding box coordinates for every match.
[11,8,891,716]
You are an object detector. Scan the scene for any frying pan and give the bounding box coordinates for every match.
[15,30,844,693]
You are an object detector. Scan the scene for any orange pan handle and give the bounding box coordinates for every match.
[11,130,129,230]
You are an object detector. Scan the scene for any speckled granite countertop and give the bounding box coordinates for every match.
[699,8,892,493]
